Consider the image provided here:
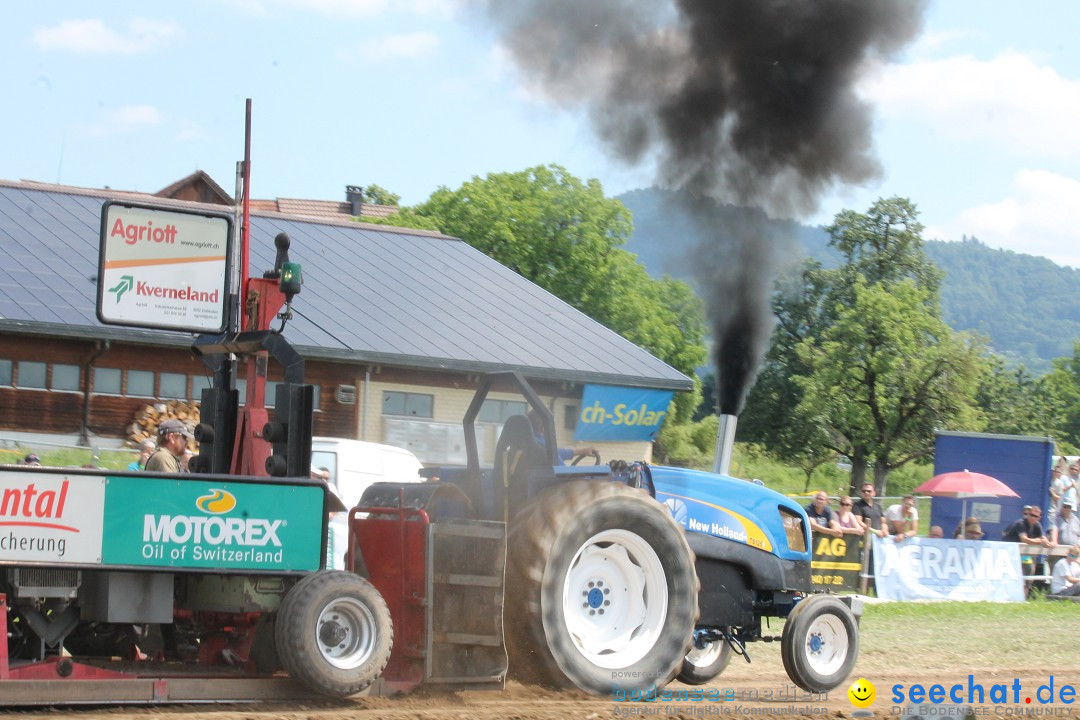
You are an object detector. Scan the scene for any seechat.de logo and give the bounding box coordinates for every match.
[195,489,236,515]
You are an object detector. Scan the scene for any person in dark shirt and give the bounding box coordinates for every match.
[1002,506,1054,596]
[853,482,887,538]
[805,491,842,537]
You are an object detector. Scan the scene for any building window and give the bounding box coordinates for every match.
[478,399,529,423]
[52,363,81,392]
[192,374,212,400]
[18,361,47,389]
[383,391,433,418]
[0,359,12,386]
[93,367,122,395]
[127,370,154,398]
[564,405,578,431]
[160,372,188,399]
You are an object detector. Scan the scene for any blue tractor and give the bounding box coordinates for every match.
[351,372,861,696]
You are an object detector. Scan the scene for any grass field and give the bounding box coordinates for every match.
[856,599,1079,672]
[0,446,135,470]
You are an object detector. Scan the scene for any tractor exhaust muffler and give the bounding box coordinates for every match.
[712,413,737,476]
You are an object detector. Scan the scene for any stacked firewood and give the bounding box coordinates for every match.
[126,400,201,449]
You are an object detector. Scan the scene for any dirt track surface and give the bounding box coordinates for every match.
[5,641,1080,720]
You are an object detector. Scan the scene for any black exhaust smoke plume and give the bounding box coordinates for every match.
[479,0,925,414]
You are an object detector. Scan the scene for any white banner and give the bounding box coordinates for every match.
[0,472,106,564]
[872,535,1025,602]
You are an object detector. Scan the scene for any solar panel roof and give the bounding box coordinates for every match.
[0,180,691,391]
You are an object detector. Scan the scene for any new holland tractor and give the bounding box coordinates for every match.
[348,372,861,697]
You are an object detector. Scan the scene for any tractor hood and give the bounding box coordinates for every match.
[649,465,811,562]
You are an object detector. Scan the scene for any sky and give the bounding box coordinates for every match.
[7,1,1080,269]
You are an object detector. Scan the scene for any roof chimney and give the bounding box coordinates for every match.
[346,185,364,216]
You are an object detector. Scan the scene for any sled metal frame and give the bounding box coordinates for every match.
[0,592,325,706]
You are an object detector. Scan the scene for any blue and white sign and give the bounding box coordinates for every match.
[872,536,1024,602]
[573,385,674,442]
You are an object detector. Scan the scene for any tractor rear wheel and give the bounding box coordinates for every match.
[781,594,859,692]
[505,480,698,695]
[275,570,392,698]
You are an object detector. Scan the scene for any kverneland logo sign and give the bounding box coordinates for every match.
[109,275,220,304]
[134,280,220,304]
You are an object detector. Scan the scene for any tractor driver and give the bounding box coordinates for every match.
[527,409,600,465]
[145,419,194,473]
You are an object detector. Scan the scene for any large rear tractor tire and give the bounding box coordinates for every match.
[781,595,859,693]
[275,570,392,698]
[505,480,698,695]
[678,629,733,685]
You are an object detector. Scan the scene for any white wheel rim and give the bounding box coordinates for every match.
[561,528,668,670]
[801,613,847,677]
[317,597,377,670]
[686,638,723,668]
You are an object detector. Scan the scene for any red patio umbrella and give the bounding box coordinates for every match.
[914,469,1020,525]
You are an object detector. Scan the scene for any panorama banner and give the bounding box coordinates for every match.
[872,535,1025,602]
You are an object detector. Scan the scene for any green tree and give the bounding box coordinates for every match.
[796,278,986,492]
[743,198,985,494]
[362,184,401,206]
[1038,343,1080,453]
[372,165,707,434]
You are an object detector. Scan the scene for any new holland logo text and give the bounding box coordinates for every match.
[141,488,283,565]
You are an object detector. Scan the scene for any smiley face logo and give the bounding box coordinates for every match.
[847,677,876,708]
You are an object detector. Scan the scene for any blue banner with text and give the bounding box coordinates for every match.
[573,385,674,442]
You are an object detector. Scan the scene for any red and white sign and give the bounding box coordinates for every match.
[97,201,233,334]
[0,472,106,564]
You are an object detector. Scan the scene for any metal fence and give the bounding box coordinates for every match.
[0,436,138,470]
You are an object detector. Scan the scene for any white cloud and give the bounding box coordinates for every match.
[860,51,1080,157]
[32,18,182,55]
[339,32,439,62]
[85,105,162,137]
[925,170,1080,269]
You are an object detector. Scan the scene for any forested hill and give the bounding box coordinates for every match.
[618,188,1080,374]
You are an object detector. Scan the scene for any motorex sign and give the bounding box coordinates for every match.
[101,476,325,572]
[573,385,674,442]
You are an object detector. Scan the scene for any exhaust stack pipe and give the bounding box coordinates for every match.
[712,414,737,476]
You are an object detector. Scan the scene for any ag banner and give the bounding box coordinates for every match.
[810,533,864,591]
[872,535,1024,602]
[573,385,674,442]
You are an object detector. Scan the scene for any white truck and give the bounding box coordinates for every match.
[311,437,424,568]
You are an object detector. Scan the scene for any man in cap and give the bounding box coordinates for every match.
[1052,501,1080,547]
[22,453,41,466]
[145,419,193,473]
[1050,545,1080,597]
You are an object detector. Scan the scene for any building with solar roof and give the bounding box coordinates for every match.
[0,174,690,465]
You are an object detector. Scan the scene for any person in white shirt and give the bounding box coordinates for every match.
[1050,545,1080,597]
[885,494,919,540]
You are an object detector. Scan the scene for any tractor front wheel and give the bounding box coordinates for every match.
[780,595,859,693]
[505,480,698,695]
[275,570,392,698]
[678,629,733,685]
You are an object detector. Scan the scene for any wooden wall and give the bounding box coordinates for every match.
[0,333,362,443]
